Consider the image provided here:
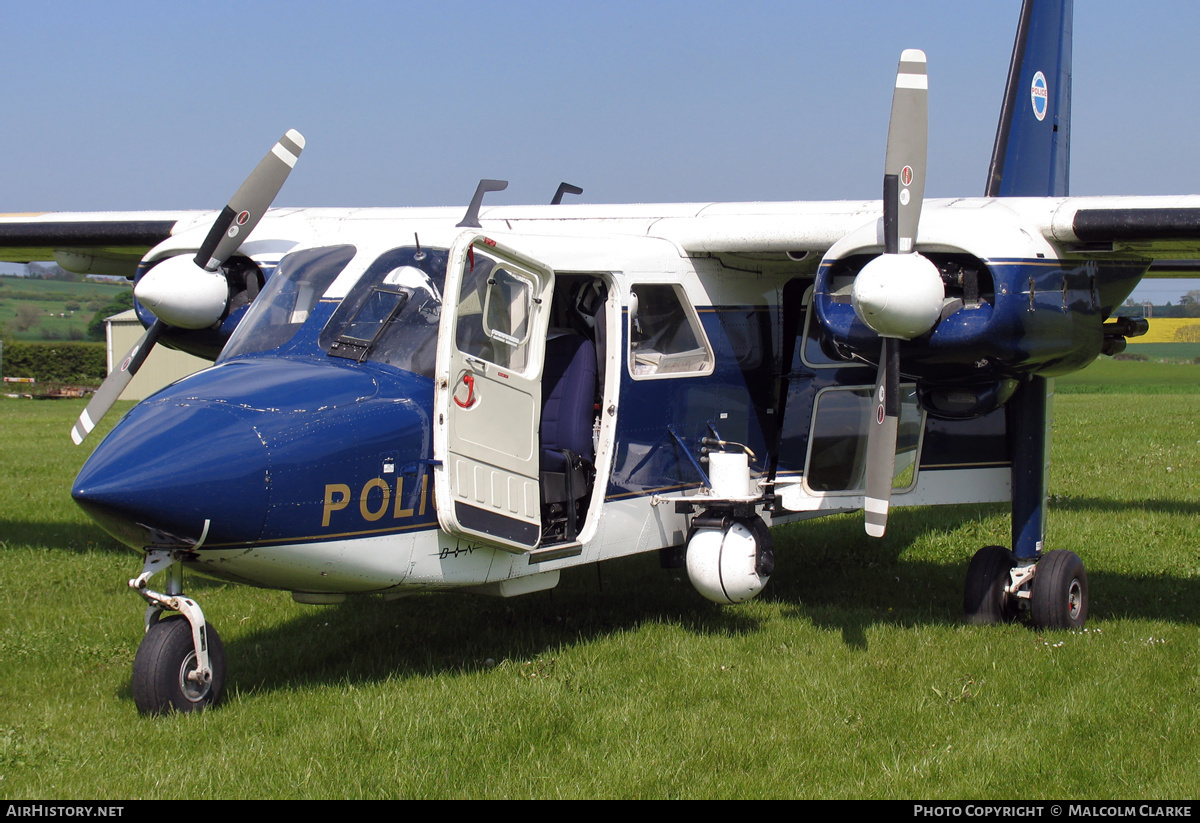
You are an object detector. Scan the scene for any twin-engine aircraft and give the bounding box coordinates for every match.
[2,0,1194,714]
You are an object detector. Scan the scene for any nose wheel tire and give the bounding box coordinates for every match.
[1030,549,1088,630]
[963,545,1017,624]
[131,614,226,715]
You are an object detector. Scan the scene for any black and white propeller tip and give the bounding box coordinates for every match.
[72,129,304,445]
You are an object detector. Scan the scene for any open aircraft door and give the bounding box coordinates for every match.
[433,233,555,551]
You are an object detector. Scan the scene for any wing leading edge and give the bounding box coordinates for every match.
[0,212,195,277]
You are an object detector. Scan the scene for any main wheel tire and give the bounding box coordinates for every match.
[131,614,226,715]
[1030,549,1088,630]
[963,545,1017,624]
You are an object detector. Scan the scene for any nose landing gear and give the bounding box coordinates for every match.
[128,551,226,715]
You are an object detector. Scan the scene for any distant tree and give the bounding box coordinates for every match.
[86,290,135,341]
[1181,290,1200,318]
[13,304,41,332]
[25,261,83,282]
[1175,325,1200,342]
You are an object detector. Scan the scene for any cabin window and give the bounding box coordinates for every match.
[803,384,923,493]
[626,283,713,379]
[219,245,356,361]
[483,266,534,349]
[454,251,540,375]
[319,246,448,378]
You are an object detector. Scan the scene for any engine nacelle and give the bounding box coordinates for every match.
[811,206,1148,386]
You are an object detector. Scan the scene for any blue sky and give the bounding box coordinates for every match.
[2,0,1197,302]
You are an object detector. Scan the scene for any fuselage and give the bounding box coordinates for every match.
[71,198,1143,597]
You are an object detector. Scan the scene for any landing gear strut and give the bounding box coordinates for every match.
[965,376,1089,630]
[128,551,225,715]
[962,545,1088,630]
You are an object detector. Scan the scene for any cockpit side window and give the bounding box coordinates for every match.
[319,246,448,378]
[627,283,714,379]
[219,245,356,361]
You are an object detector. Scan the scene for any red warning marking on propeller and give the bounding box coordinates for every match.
[901,166,913,187]
[236,211,251,225]
[876,404,885,425]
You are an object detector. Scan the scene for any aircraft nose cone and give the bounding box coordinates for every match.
[72,399,270,549]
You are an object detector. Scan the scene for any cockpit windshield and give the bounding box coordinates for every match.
[219,245,356,362]
[318,246,448,378]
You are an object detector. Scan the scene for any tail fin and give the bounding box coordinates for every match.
[984,0,1073,196]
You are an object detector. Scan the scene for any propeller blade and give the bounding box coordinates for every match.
[855,50,934,536]
[194,129,305,272]
[863,337,900,537]
[71,321,164,445]
[882,49,928,256]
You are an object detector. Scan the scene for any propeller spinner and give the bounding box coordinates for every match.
[851,50,944,537]
[71,129,304,445]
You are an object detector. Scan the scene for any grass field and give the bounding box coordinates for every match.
[0,276,129,342]
[1057,357,1200,392]
[1,360,1197,799]
[1124,342,1200,361]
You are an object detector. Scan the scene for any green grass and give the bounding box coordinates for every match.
[1056,356,1200,393]
[1124,342,1200,360]
[1,375,1197,799]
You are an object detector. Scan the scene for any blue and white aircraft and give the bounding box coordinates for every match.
[1,0,1194,714]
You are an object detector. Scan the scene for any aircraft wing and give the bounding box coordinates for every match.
[0,211,200,277]
[648,196,1200,277]
[1025,195,1200,275]
[7,196,1200,278]
[647,200,879,256]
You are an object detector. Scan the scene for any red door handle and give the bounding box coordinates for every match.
[454,373,476,408]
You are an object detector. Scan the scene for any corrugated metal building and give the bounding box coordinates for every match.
[106,310,210,400]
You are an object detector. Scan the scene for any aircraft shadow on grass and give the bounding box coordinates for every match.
[95,504,1197,703]
[0,519,130,554]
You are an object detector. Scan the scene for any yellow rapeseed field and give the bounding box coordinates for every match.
[1133,317,1200,343]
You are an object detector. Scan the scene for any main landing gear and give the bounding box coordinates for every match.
[963,545,1088,630]
[128,551,226,715]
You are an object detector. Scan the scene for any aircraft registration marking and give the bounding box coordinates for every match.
[439,540,482,560]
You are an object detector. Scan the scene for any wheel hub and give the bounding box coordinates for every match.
[1067,578,1082,620]
[178,651,211,703]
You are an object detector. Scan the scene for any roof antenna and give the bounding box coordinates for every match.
[457,179,508,228]
[413,232,425,261]
[551,182,583,205]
